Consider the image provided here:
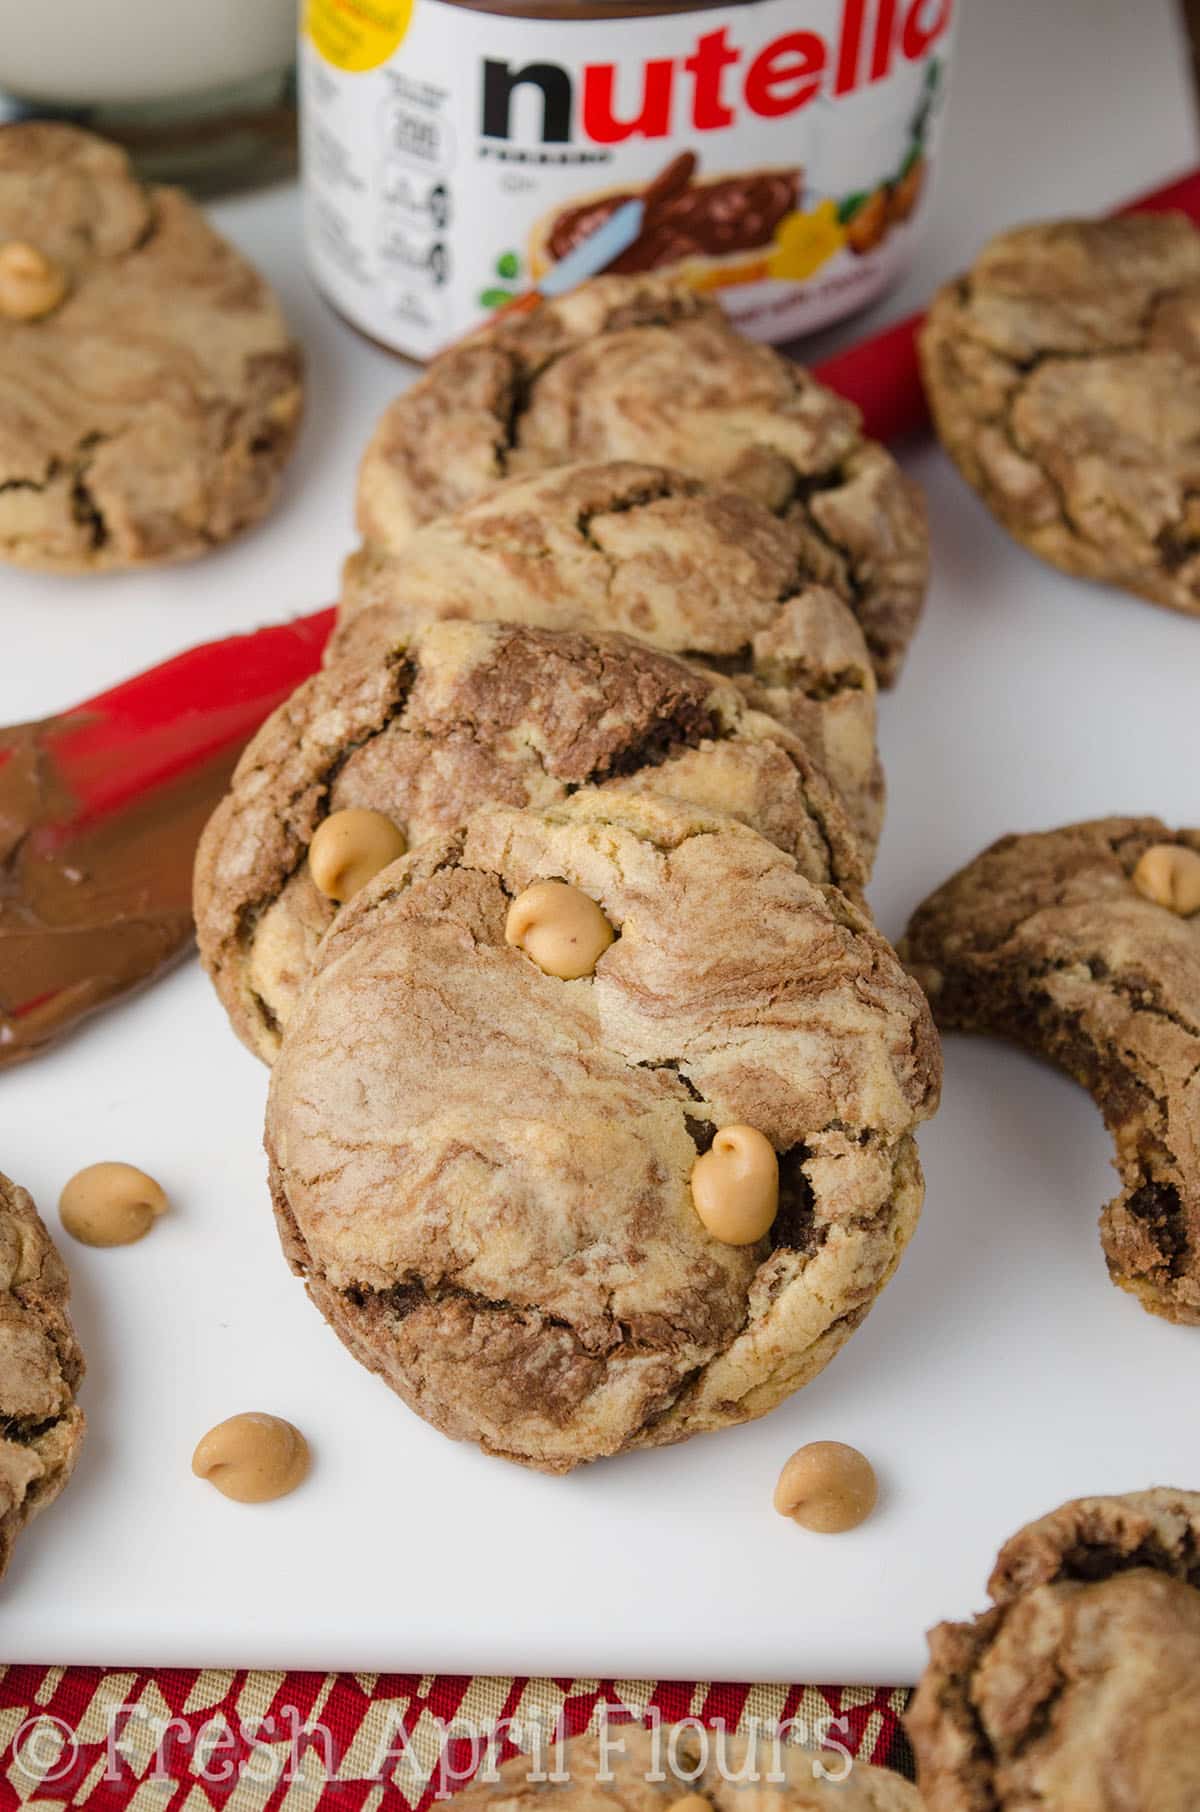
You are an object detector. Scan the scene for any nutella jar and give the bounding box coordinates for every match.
[300,0,955,359]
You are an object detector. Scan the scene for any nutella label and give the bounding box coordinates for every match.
[300,0,955,359]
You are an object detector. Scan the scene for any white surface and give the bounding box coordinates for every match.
[2,0,1200,1681]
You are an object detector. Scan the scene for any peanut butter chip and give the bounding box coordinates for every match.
[1132,843,1200,917]
[505,879,615,980]
[59,1162,168,1248]
[192,1413,310,1504]
[0,241,68,321]
[690,1125,779,1245]
[308,808,407,903]
[667,1797,711,1812]
[774,1441,877,1533]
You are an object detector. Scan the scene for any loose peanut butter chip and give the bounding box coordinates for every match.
[0,241,68,320]
[59,1162,168,1248]
[774,1441,878,1534]
[192,1413,310,1504]
[691,1125,779,1245]
[1132,843,1200,917]
[505,879,615,980]
[667,1797,711,1812]
[308,808,407,902]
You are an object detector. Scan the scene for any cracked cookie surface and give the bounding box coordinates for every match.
[265,788,940,1472]
[195,617,865,1063]
[355,275,928,686]
[920,213,1200,616]
[0,122,302,572]
[335,461,884,859]
[908,1489,1200,1811]
[901,818,1200,1323]
[0,1171,85,1580]
[452,1725,918,1812]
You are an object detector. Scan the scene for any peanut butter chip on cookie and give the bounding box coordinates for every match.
[505,880,615,979]
[774,1441,877,1533]
[192,1413,310,1503]
[1133,843,1200,917]
[308,808,407,903]
[691,1125,779,1245]
[0,241,68,320]
[59,1162,168,1247]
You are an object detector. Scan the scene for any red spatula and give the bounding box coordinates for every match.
[4,167,1198,1066]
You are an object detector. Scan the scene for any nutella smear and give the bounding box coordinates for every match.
[301,0,955,359]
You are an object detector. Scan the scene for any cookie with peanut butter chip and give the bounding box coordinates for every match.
[355,275,928,686]
[908,1489,1200,1810]
[334,461,885,860]
[452,1725,918,1812]
[901,817,1200,1323]
[0,1171,85,1580]
[0,122,302,572]
[265,788,940,1472]
[195,616,865,1063]
[921,213,1200,617]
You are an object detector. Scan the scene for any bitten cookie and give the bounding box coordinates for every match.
[920,213,1200,617]
[266,788,941,1472]
[452,1725,918,1812]
[335,461,884,859]
[901,818,1200,1324]
[0,1172,85,1580]
[907,1489,1200,1810]
[195,618,865,1062]
[355,277,928,686]
[0,123,302,572]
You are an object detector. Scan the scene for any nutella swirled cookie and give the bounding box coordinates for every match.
[908,1490,1200,1810]
[355,276,928,685]
[0,1172,85,1579]
[921,213,1200,617]
[0,123,302,572]
[335,462,884,859]
[195,618,864,1063]
[453,1725,918,1812]
[266,789,940,1472]
[901,818,1200,1324]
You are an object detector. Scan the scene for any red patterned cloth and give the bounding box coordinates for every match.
[0,1670,914,1808]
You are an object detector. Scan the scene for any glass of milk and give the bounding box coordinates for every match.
[0,0,297,192]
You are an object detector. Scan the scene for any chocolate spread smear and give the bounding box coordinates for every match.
[0,718,236,1066]
[547,167,800,275]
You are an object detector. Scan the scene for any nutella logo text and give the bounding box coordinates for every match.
[481,0,952,145]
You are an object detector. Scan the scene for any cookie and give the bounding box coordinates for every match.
[195,618,865,1063]
[355,276,928,686]
[920,213,1200,617]
[453,1725,918,1812]
[334,461,884,859]
[265,788,940,1472]
[0,1172,85,1580]
[0,123,302,572]
[900,818,1200,1323]
[907,1489,1200,1810]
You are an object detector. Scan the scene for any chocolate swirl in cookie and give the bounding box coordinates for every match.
[0,122,302,573]
[902,817,1200,1324]
[353,275,928,686]
[265,789,940,1472]
[335,461,885,859]
[0,1172,85,1580]
[908,1490,1200,1810]
[921,212,1200,620]
[196,615,865,1064]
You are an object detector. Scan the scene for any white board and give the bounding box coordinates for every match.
[2,0,1199,1682]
